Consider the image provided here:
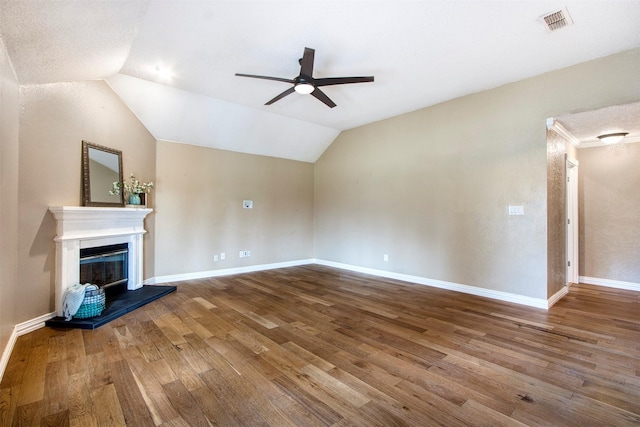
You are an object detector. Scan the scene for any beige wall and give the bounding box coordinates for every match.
[2,45,639,370]
[17,81,156,321]
[0,40,19,360]
[154,141,314,276]
[315,48,640,300]
[579,143,640,283]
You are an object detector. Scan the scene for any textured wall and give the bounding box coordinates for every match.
[315,48,640,301]
[0,39,20,365]
[154,141,314,276]
[579,143,640,283]
[546,129,567,297]
[316,89,549,298]
[16,81,156,320]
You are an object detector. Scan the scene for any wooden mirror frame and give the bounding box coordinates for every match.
[82,140,125,207]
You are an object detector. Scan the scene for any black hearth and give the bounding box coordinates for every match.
[47,242,176,329]
[46,285,176,329]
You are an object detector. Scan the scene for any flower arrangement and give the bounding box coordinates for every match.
[110,173,154,196]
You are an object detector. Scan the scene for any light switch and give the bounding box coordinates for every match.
[508,205,524,215]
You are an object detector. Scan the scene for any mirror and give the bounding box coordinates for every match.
[82,140,124,207]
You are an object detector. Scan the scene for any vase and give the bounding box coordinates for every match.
[128,193,141,205]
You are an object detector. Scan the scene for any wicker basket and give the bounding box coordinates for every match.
[74,287,106,319]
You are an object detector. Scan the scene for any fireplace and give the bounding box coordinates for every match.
[49,206,152,316]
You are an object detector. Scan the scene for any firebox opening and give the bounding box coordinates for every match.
[80,243,128,299]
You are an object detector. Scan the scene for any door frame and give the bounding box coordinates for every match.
[566,156,579,286]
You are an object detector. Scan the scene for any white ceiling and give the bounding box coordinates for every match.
[1,0,639,162]
[556,102,640,148]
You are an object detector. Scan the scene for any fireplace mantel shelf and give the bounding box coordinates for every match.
[49,206,152,240]
[49,205,153,316]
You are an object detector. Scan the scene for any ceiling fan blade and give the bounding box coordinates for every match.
[314,76,374,87]
[310,88,336,108]
[265,86,296,105]
[235,73,294,84]
[299,47,315,77]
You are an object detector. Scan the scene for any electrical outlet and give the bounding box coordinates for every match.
[239,250,244,258]
[243,200,253,209]
[220,252,225,260]
[383,254,388,262]
[214,254,219,262]
[246,250,251,257]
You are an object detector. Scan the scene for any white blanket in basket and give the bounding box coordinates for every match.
[62,283,97,321]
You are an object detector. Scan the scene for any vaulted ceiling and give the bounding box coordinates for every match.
[1,1,639,162]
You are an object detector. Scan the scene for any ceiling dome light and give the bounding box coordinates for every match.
[597,132,628,145]
[153,65,173,81]
[294,83,315,95]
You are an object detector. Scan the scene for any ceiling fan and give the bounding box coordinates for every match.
[235,47,374,108]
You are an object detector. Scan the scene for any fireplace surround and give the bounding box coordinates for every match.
[49,206,152,317]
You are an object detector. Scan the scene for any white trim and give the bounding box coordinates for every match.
[548,286,569,308]
[0,331,18,382]
[314,260,553,309]
[580,276,640,292]
[546,118,581,148]
[566,156,579,285]
[147,259,315,284]
[151,258,566,309]
[0,312,55,381]
[15,312,55,335]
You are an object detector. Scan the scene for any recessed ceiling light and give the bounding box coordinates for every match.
[153,65,173,81]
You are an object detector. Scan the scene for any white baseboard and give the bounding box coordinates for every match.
[580,276,640,292]
[146,259,315,285]
[548,285,569,308]
[0,312,55,382]
[0,330,18,383]
[143,259,570,309]
[314,259,553,309]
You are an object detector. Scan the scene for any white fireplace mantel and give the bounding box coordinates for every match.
[49,206,152,316]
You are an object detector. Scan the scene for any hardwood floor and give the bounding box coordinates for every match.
[1,265,639,426]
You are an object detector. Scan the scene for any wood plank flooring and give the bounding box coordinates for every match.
[1,265,639,426]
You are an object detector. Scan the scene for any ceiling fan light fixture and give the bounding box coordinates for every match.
[294,83,314,95]
[597,132,628,145]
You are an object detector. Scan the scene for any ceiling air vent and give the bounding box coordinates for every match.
[541,7,573,32]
